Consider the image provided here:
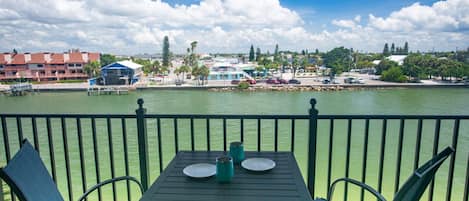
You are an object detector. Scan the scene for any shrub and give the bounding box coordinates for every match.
[57,80,86,83]
[381,67,407,83]
[237,81,250,90]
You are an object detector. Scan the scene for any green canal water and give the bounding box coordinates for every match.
[0,88,468,201]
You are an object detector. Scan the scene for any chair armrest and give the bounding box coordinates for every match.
[77,176,144,201]
[327,178,387,201]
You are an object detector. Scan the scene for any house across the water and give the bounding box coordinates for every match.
[207,63,254,80]
[100,60,142,85]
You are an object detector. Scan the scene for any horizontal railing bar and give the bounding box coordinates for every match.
[145,114,469,119]
[0,114,136,118]
[145,114,309,119]
[317,115,469,119]
[1,114,469,120]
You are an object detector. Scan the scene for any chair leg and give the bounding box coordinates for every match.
[0,180,3,201]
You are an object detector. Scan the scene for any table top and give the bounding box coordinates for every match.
[140,151,313,201]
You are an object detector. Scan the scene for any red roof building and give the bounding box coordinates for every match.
[50,53,65,64]
[0,51,100,81]
[0,54,6,65]
[29,53,46,64]
[68,52,84,63]
[11,54,26,65]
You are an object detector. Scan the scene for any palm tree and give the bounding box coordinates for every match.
[190,41,197,54]
[84,61,101,77]
[192,66,200,85]
[178,65,191,83]
[199,65,210,85]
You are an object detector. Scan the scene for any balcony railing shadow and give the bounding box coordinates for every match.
[0,98,468,201]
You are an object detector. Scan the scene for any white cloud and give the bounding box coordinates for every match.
[332,19,359,29]
[354,15,361,22]
[0,0,467,54]
[369,0,469,32]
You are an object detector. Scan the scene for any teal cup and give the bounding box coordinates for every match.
[229,142,245,164]
[216,156,234,183]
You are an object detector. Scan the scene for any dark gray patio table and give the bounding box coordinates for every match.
[140,151,313,201]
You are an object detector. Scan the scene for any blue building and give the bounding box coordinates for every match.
[100,60,142,85]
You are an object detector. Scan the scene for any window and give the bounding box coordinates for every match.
[76,64,82,67]
[0,65,3,68]
[37,64,43,68]
[68,64,74,67]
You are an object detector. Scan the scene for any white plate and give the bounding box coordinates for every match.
[241,158,276,171]
[183,163,216,178]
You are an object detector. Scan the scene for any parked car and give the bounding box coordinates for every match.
[175,80,184,86]
[344,77,355,84]
[246,79,257,84]
[322,79,331,84]
[357,78,365,84]
[277,79,288,84]
[231,79,240,85]
[266,78,280,84]
[332,79,340,84]
[288,79,301,84]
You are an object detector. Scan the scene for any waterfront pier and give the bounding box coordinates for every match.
[87,85,130,95]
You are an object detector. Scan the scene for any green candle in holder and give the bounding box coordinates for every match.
[229,141,245,164]
[216,155,234,183]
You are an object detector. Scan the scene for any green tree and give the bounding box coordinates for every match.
[177,65,191,82]
[274,44,279,62]
[381,66,407,82]
[192,66,200,85]
[199,65,210,85]
[356,60,375,69]
[162,36,170,67]
[404,42,409,55]
[383,43,390,57]
[403,54,425,80]
[256,47,261,62]
[100,54,117,66]
[84,61,101,77]
[249,45,255,62]
[323,47,352,75]
[376,59,398,75]
[188,41,199,69]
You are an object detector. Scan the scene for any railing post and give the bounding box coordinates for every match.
[308,98,319,198]
[136,98,149,191]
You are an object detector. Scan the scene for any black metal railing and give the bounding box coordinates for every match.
[0,98,468,201]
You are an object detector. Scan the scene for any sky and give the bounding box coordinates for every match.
[0,0,468,54]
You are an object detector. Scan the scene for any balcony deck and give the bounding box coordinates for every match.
[0,99,468,201]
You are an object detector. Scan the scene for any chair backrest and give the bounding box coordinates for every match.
[393,146,454,201]
[0,139,64,201]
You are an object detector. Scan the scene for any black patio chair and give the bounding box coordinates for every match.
[314,146,454,201]
[0,139,144,201]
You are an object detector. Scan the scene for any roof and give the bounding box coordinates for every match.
[11,54,26,65]
[88,53,100,62]
[102,60,142,70]
[68,52,84,63]
[0,54,6,64]
[386,55,407,65]
[29,53,46,63]
[50,53,65,64]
